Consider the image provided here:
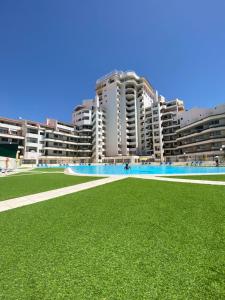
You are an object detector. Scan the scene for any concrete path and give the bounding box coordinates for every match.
[133,175,225,186]
[0,176,124,213]
[1,172,225,214]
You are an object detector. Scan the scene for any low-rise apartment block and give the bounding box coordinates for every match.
[0,117,92,165]
[176,104,225,161]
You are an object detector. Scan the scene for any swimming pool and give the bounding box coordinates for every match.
[70,165,225,175]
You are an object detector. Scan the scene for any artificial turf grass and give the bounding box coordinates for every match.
[0,178,225,299]
[31,167,65,172]
[0,173,101,201]
[7,167,65,177]
[164,174,225,181]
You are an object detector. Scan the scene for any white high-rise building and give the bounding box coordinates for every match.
[91,98,106,163]
[73,70,184,162]
[95,70,155,158]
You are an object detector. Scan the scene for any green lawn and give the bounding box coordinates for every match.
[0,178,225,299]
[0,173,100,201]
[165,174,225,181]
[31,167,65,172]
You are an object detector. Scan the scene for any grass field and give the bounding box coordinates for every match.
[166,174,225,181]
[0,173,100,201]
[0,178,225,299]
[31,167,65,172]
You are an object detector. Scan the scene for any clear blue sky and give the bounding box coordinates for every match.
[1,0,225,122]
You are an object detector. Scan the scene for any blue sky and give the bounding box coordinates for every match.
[0,0,225,122]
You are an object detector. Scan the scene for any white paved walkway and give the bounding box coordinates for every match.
[1,173,225,213]
[0,176,124,213]
[133,175,225,186]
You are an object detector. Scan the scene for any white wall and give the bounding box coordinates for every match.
[0,156,17,169]
[179,104,225,127]
[120,85,128,156]
[179,108,211,127]
[102,81,119,156]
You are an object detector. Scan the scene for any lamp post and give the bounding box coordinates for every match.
[220,145,225,151]
[16,150,20,168]
[220,145,225,162]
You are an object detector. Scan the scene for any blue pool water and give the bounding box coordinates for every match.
[70,165,225,175]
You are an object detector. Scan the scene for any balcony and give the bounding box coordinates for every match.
[125,79,137,86]
[126,102,135,108]
[126,94,135,101]
[127,149,137,155]
[127,115,136,121]
[125,87,135,93]
[128,129,136,135]
[127,123,136,129]
[127,141,136,147]
[26,142,38,147]
[163,131,176,136]
[127,117,135,123]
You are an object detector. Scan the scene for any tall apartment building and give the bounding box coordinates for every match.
[143,96,184,161]
[72,98,106,162]
[95,71,155,158]
[91,100,106,162]
[159,98,184,159]
[73,70,184,162]
[0,117,92,165]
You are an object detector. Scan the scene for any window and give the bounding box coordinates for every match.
[1,137,8,142]
[27,128,38,134]
[27,137,38,143]
[0,128,8,134]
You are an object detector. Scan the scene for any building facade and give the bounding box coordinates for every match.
[1,70,225,165]
[176,104,225,161]
[95,71,155,158]
[73,70,185,162]
[0,117,92,165]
